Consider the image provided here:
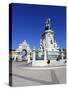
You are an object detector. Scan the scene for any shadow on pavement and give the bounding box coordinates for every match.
[10,69,60,85]
[51,70,60,84]
[11,73,53,85]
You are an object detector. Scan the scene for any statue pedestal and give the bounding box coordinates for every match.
[32,49,47,66]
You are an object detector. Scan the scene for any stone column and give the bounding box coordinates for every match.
[27,45,31,63]
[44,48,47,60]
[61,49,64,60]
[14,54,18,61]
[14,56,16,61]
[32,49,36,66]
[27,52,31,63]
[33,49,35,61]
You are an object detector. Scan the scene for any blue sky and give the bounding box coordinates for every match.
[11,3,66,49]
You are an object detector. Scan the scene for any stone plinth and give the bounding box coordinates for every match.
[32,49,47,66]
